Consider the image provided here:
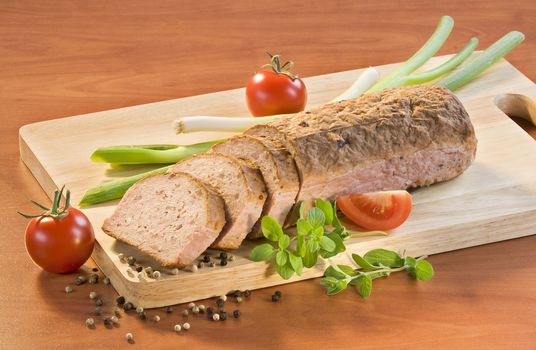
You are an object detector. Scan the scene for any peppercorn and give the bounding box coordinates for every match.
[135,265,143,273]
[206,306,214,315]
[216,298,225,307]
[74,276,86,285]
[174,324,182,332]
[233,310,241,318]
[202,255,211,263]
[103,317,111,326]
[123,302,133,311]
[220,295,228,301]
[188,302,195,310]
[165,306,173,313]
[182,309,189,317]
[192,306,199,314]
[116,296,126,305]
[138,311,147,320]
[244,290,251,297]
[114,308,122,317]
[95,307,102,316]
[86,318,95,328]
[219,252,228,259]
[236,296,243,304]
[136,306,144,314]
[103,277,111,285]
[125,333,133,342]
[209,262,216,268]
[220,259,228,266]
[89,291,97,300]
[271,294,279,302]
[171,268,179,275]
[198,305,206,313]
[110,316,119,324]
[190,264,198,273]
[274,290,282,298]
[145,266,153,274]
[231,290,241,298]
[152,271,161,279]
[65,285,73,294]
[126,256,136,265]
[212,313,220,321]
[197,261,204,268]
[153,315,160,322]
[183,322,190,330]
[228,255,234,262]
[95,298,103,306]
[89,274,99,284]
[219,311,227,321]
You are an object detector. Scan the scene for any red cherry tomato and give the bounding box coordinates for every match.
[246,54,307,117]
[336,191,413,231]
[21,188,95,273]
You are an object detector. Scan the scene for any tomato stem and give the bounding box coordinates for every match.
[18,186,72,219]
[260,53,297,80]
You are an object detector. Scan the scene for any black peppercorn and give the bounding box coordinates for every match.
[233,310,241,318]
[138,311,147,320]
[219,311,227,321]
[165,306,173,313]
[243,290,251,297]
[274,290,282,298]
[103,317,111,326]
[271,294,279,302]
[206,306,214,315]
[116,296,126,305]
[216,298,225,307]
[299,121,310,127]
[74,276,86,285]
[135,265,143,273]
[219,252,228,259]
[202,255,211,263]
[126,256,136,265]
[123,302,133,311]
[95,298,104,306]
[232,290,241,298]
[220,260,228,266]
[89,274,99,284]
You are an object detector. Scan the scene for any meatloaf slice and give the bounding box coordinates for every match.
[169,153,266,249]
[211,135,299,238]
[102,172,225,268]
[247,85,477,200]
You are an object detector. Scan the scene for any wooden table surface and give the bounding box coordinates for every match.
[2,1,536,349]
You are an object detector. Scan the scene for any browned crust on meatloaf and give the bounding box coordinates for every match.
[102,172,225,268]
[247,85,477,200]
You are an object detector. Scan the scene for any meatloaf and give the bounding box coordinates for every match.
[102,172,225,268]
[246,85,477,200]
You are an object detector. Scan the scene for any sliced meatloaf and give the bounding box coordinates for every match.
[211,135,299,238]
[169,153,266,249]
[102,172,225,268]
[246,85,477,200]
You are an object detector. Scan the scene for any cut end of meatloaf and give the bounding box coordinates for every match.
[211,135,299,237]
[169,153,266,250]
[102,172,225,268]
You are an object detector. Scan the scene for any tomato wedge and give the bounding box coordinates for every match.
[336,191,412,231]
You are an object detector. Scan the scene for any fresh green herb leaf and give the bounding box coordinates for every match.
[303,246,318,268]
[332,201,343,228]
[278,234,290,250]
[325,264,356,279]
[355,275,373,297]
[319,236,336,252]
[297,234,306,257]
[261,216,284,241]
[276,261,294,280]
[351,253,377,271]
[275,250,288,266]
[315,198,334,225]
[288,252,304,276]
[308,239,319,253]
[411,259,434,281]
[404,256,417,268]
[249,243,275,261]
[364,249,405,268]
[296,219,312,236]
[327,232,346,253]
[312,226,324,240]
[320,277,348,295]
[306,207,325,228]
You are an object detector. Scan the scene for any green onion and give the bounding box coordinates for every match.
[91,140,221,165]
[79,165,172,207]
[435,31,525,91]
[403,37,478,85]
[367,16,455,93]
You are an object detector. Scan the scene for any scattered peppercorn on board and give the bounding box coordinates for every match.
[19,55,536,308]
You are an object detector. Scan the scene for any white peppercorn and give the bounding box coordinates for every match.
[188,302,195,310]
[174,324,182,332]
[152,271,161,279]
[86,318,95,328]
[153,315,160,322]
[212,313,220,321]
[103,277,111,285]
[111,316,119,324]
[182,322,190,330]
[89,291,97,300]
[65,285,73,293]
[125,333,133,341]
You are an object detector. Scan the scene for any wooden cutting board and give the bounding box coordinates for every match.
[18,55,536,308]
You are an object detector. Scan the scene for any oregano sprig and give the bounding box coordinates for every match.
[320,249,434,297]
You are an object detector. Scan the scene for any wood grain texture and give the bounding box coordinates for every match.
[2,1,536,349]
[18,56,536,309]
